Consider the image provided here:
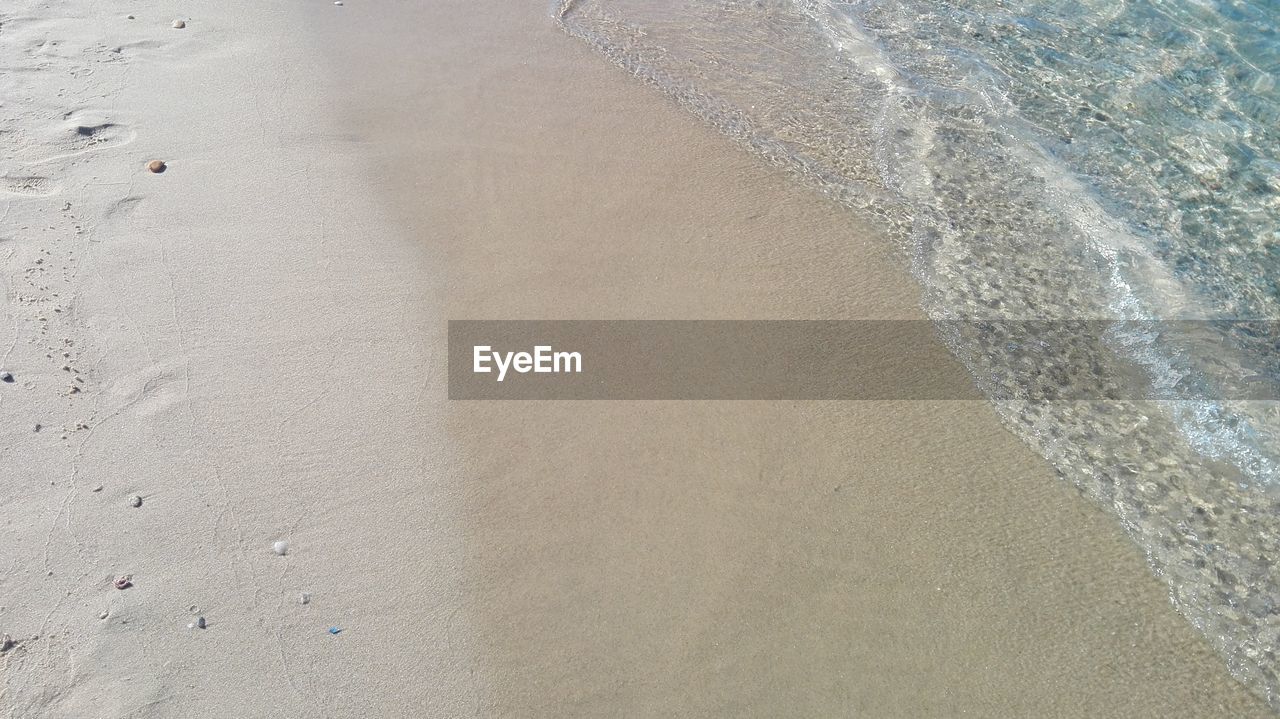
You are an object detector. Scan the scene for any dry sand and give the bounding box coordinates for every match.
[0,0,1271,716]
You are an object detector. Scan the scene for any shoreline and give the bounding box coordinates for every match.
[312,1,1271,715]
[0,0,1271,715]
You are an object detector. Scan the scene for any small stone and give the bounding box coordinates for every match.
[195,616,206,629]
[146,160,166,173]
[334,1,343,5]
[126,14,135,20]
[92,484,103,492]
[128,495,142,508]
[0,371,13,383]
[33,424,41,433]
[300,592,311,605]
[113,576,132,590]
[98,611,108,620]
[172,19,186,29]
[273,540,289,556]
[0,634,12,652]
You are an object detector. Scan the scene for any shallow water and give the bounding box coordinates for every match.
[556,0,1280,708]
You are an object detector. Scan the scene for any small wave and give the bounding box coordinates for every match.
[557,0,1280,707]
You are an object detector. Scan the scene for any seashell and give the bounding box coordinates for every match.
[113,575,132,590]
[146,160,166,173]
[172,20,186,29]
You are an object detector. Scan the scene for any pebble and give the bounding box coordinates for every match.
[1,371,13,383]
[300,592,311,605]
[273,540,289,556]
[334,1,343,5]
[128,495,143,508]
[172,19,186,29]
[92,484,103,492]
[113,576,132,590]
[195,616,206,629]
[146,160,166,173]
[98,611,109,620]
[0,634,12,652]
[328,626,342,635]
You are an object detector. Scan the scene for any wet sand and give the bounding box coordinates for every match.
[310,0,1272,716]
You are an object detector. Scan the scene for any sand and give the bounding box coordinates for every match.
[0,0,1271,716]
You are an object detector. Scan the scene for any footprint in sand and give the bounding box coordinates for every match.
[0,174,60,197]
[66,121,136,153]
[17,117,138,165]
[102,195,144,221]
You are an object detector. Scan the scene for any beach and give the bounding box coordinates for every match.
[0,0,1273,716]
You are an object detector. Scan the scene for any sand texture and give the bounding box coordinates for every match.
[0,0,1272,717]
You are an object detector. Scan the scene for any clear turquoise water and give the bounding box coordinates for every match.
[558,0,1280,707]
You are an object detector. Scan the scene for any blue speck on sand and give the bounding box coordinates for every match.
[328,626,342,635]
